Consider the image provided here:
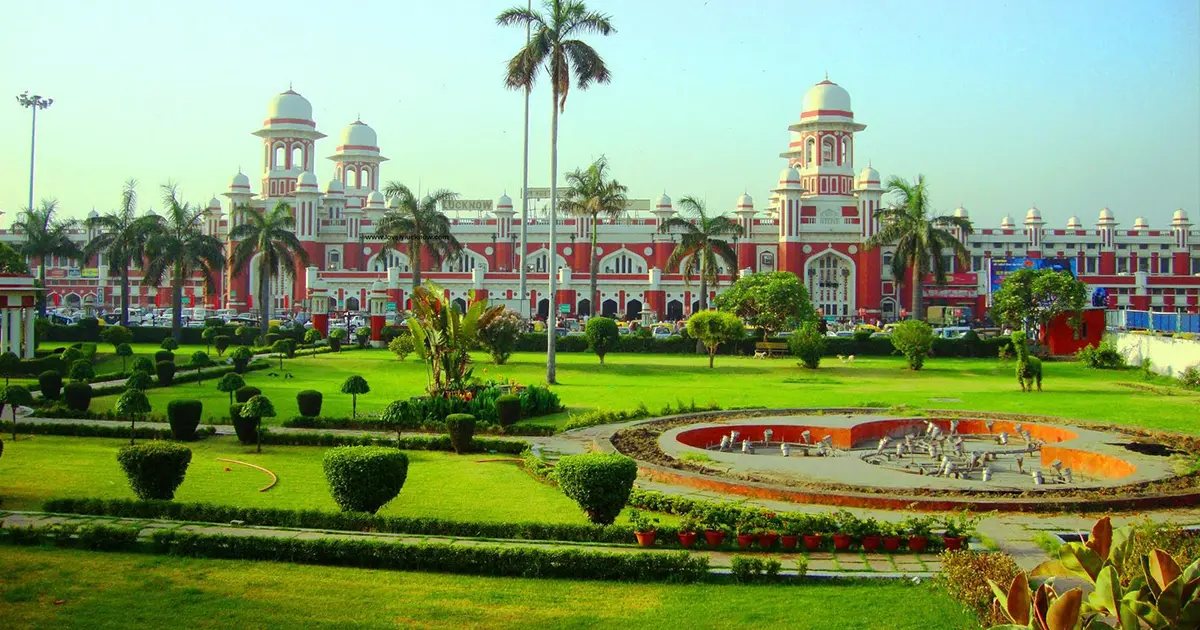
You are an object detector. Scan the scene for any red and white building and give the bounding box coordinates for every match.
[5,81,1199,321]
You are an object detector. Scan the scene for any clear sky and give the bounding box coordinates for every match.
[2,0,1198,229]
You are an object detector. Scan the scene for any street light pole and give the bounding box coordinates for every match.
[517,0,531,318]
[15,91,53,211]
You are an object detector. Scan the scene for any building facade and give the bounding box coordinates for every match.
[5,81,1199,320]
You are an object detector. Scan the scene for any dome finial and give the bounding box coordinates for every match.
[824,70,829,81]
[288,81,292,91]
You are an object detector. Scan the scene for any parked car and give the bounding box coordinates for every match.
[652,326,674,340]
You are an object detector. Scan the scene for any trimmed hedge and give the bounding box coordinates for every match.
[235,386,262,403]
[154,350,175,364]
[296,390,323,417]
[16,355,65,378]
[510,332,1013,358]
[281,415,558,436]
[258,431,528,453]
[167,400,203,441]
[230,404,257,444]
[116,442,193,500]
[323,446,409,513]
[38,371,63,400]
[445,414,475,453]
[496,394,521,428]
[63,382,94,412]
[155,360,176,386]
[554,453,639,525]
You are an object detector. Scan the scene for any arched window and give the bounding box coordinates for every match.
[759,251,775,269]
[819,209,839,225]
[360,168,372,190]
[601,250,643,274]
[840,137,850,165]
[327,250,340,271]
[291,145,304,170]
[344,167,356,188]
[822,137,835,164]
[273,145,285,170]
[805,138,816,166]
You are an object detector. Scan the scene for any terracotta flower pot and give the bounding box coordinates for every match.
[882,536,902,552]
[677,531,697,549]
[832,533,852,552]
[634,531,657,548]
[861,535,882,552]
[942,535,965,551]
[736,534,755,550]
[780,535,799,551]
[757,533,778,550]
[704,530,726,548]
[908,536,929,552]
[802,535,823,551]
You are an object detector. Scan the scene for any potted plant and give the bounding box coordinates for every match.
[734,513,757,550]
[859,517,883,552]
[880,521,903,552]
[904,514,934,552]
[756,512,780,551]
[630,510,659,548]
[801,513,830,551]
[677,513,699,549]
[941,510,978,551]
[701,506,728,549]
[779,515,804,551]
[832,510,856,552]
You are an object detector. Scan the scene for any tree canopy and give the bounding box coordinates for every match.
[713,271,816,339]
[990,268,1088,335]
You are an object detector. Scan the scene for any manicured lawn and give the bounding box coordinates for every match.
[79,349,1200,433]
[40,342,213,376]
[0,435,635,525]
[0,547,978,629]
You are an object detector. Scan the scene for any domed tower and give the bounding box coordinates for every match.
[493,193,516,271]
[1171,209,1191,275]
[779,78,865,204]
[328,120,387,208]
[204,197,223,238]
[774,166,806,272]
[253,89,325,199]
[854,165,883,238]
[734,193,756,271]
[1096,207,1118,274]
[651,192,675,271]
[222,171,255,312]
[1024,206,1044,254]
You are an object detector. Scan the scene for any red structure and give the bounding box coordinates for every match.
[1040,308,1105,356]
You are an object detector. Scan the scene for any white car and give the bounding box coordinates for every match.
[652,326,674,340]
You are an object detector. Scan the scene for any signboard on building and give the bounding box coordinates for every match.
[67,268,81,278]
[443,199,493,213]
[559,303,570,313]
[81,268,99,278]
[47,268,67,279]
[987,257,1078,304]
[523,187,553,199]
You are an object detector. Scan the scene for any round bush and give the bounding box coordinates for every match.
[69,359,95,382]
[154,350,175,364]
[230,403,259,444]
[116,442,192,500]
[297,390,323,417]
[132,356,155,375]
[214,335,232,355]
[264,333,281,347]
[554,452,638,525]
[890,320,935,370]
[445,413,476,454]
[584,317,620,364]
[495,394,521,428]
[63,382,94,412]
[167,399,203,441]
[788,321,826,369]
[125,371,153,392]
[235,386,262,403]
[230,346,253,373]
[38,370,63,400]
[160,338,179,351]
[322,446,409,514]
[156,360,176,386]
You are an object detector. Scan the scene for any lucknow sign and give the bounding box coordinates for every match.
[443,199,493,212]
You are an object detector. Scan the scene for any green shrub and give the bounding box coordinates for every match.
[936,550,1021,627]
[788,320,825,369]
[0,352,21,384]
[730,555,783,583]
[160,338,179,351]
[116,442,192,500]
[328,328,347,352]
[890,320,934,370]
[214,335,231,356]
[132,356,154,375]
[154,350,175,364]
[230,404,258,445]
[69,359,94,382]
[1076,337,1126,369]
[584,317,620,364]
[167,399,203,441]
[125,371,153,391]
[388,335,414,360]
[478,308,523,365]
[687,311,745,368]
[265,333,281,347]
[155,360,176,386]
[340,375,370,418]
[101,325,133,349]
[235,386,261,403]
[322,446,410,514]
[63,382,94,412]
[297,390,323,417]
[1180,365,1200,390]
[445,413,476,453]
[495,394,521,428]
[230,346,253,373]
[38,370,63,400]
[554,452,638,525]
[303,328,323,347]
[61,347,83,366]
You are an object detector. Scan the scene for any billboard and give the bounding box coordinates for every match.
[443,199,493,213]
[987,257,1078,304]
[81,267,99,278]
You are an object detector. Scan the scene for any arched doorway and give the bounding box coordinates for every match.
[691,300,700,314]
[577,298,591,317]
[625,299,643,321]
[666,300,684,321]
[65,293,82,309]
[537,299,550,320]
[452,297,467,314]
[601,299,618,318]
[345,296,361,312]
[805,251,855,319]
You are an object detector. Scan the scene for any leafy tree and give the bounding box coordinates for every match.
[229,200,311,340]
[115,388,151,445]
[659,196,743,311]
[142,184,225,342]
[82,180,159,326]
[160,337,179,351]
[561,156,628,315]
[340,375,370,419]
[216,372,245,406]
[115,343,134,372]
[101,325,133,351]
[125,370,153,392]
[190,351,211,382]
[271,339,289,369]
[68,359,94,382]
[240,395,276,453]
[714,271,816,340]
[890,320,935,370]
[789,320,826,369]
[201,327,219,353]
[584,316,619,364]
[990,268,1088,339]
[131,356,154,375]
[376,183,462,291]
[388,335,414,361]
[686,310,745,368]
[864,175,971,321]
[0,352,20,386]
[477,307,523,365]
[13,199,81,316]
[304,328,322,355]
[0,241,30,275]
[1,385,34,440]
[498,0,616,385]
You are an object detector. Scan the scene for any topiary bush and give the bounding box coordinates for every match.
[167,399,203,441]
[322,446,409,514]
[214,335,231,356]
[155,360,176,386]
[235,386,261,403]
[388,335,414,361]
[38,370,63,400]
[230,346,253,373]
[584,317,619,364]
[554,452,638,525]
[297,390,323,417]
[340,375,369,418]
[445,413,476,454]
[890,320,935,370]
[69,359,94,382]
[116,442,192,500]
[63,382,94,412]
[125,371,153,392]
[216,372,244,405]
[160,338,179,351]
[265,333,281,348]
[230,403,258,445]
[788,320,825,369]
[328,328,347,352]
[132,356,154,375]
[154,350,175,364]
[495,394,521,428]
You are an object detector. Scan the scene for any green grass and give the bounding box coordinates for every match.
[0,435,646,525]
[0,547,977,629]
[40,342,213,377]
[76,349,1200,433]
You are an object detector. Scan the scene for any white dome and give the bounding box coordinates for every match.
[1172,208,1188,221]
[1066,216,1081,229]
[326,178,344,193]
[88,209,100,218]
[779,167,801,184]
[801,79,852,116]
[229,171,251,191]
[1000,215,1015,228]
[1025,206,1041,221]
[655,192,672,209]
[1099,207,1114,220]
[387,196,400,209]
[297,171,319,189]
[368,191,385,205]
[497,193,513,208]
[953,205,968,219]
[208,197,221,209]
[858,165,880,184]
[346,196,362,209]
[371,280,388,292]
[1133,217,1149,229]
[338,120,378,149]
[267,89,313,121]
[736,193,753,208]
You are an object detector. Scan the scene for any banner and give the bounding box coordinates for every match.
[987,257,1078,304]
[81,267,99,278]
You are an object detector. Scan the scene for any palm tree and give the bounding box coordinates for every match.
[377,182,462,291]
[865,175,972,320]
[13,199,81,316]
[561,156,627,316]
[143,184,226,342]
[659,196,743,311]
[497,0,616,384]
[82,180,159,327]
[229,201,311,340]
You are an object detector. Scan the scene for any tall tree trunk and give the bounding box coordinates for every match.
[546,87,559,385]
[260,261,271,340]
[120,266,130,327]
[411,241,422,291]
[38,260,47,316]
[172,266,183,342]
[590,214,599,317]
[911,266,923,321]
[699,249,709,311]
